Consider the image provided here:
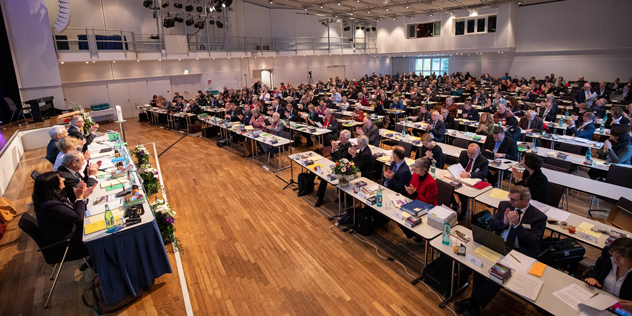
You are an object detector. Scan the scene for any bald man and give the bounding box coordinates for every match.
[458,143,489,180]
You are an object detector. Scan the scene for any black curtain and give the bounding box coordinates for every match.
[0,4,21,125]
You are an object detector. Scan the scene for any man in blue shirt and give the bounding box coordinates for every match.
[502,73,511,80]
[388,97,404,129]
[331,88,342,104]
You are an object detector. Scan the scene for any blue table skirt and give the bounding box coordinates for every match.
[86,220,172,306]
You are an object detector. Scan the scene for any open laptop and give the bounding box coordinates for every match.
[472,225,512,256]
[607,204,632,233]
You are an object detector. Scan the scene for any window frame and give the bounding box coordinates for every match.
[414,57,450,77]
[454,14,497,36]
[405,21,442,39]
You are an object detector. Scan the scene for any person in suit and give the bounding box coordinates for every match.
[68,115,98,152]
[606,107,631,128]
[314,131,355,206]
[322,109,339,147]
[461,101,480,121]
[46,126,68,165]
[584,238,632,308]
[591,98,608,118]
[471,90,486,107]
[596,82,611,100]
[417,106,432,122]
[355,117,380,147]
[383,146,412,195]
[458,143,489,180]
[483,127,518,185]
[511,153,552,205]
[268,100,283,115]
[57,151,98,203]
[518,86,537,103]
[303,104,322,147]
[455,185,547,316]
[240,104,253,126]
[426,111,446,143]
[519,110,545,133]
[208,94,220,108]
[588,128,632,180]
[538,101,557,122]
[224,103,242,122]
[568,112,596,140]
[441,107,456,130]
[283,103,300,121]
[573,83,597,107]
[33,172,95,264]
[622,85,632,101]
[418,133,444,169]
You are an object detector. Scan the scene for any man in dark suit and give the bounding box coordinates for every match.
[208,95,220,108]
[441,108,456,130]
[568,112,596,140]
[315,130,355,207]
[595,82,611,100]
[46,126,68,165]
[68,115,99,153]
[283,103,301,122]
[545,94,559,115]
[425,111,446,143]
[383,146,412,195]
[417,106,431,122]
[573,82,597,107]
[461,101,480,121]
[57,151,99,203]
[538,101,557,122]
[458,143,489,180]
[518,86,537,102]
[322,109,339,147]
[518,110,545,133]
[356,117,380,147]
[483,127,518,185]
[348,135,373,177]
[455,185,547,316]
[268,100,283,115]
[224,103,243,122]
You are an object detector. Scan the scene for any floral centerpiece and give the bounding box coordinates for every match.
[151,199,183,252]
[331,158,360,187]
[139,164,160,194]
[131,144,151,165]
[72,104,96,134]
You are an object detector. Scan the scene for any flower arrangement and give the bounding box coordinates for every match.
[139,164,160,194]
[72,104,96,134]
[131,145,151,165]
[151,199,183,253]
[331,158,360,187]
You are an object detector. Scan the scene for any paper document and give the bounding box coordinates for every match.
[573,137,590,143]
[460,178,481,186]
[544,208,571,222]
[579,294,619,312]
[317,128,332,133]
[505,271,544,301]
[447,163,466,179]
[553,283,599,311]
[475,245,502,263]
[499,250,537,273]
[489,189,509,200]
[388,193,408,208]
[316,122,323,128]
[578,222,603,238]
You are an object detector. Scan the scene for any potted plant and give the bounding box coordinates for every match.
[139,164,160,195]
[331,158,360,187]
[151,199,183,252]
[131,144,150,166]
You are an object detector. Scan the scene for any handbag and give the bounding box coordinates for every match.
[0,197,17,222]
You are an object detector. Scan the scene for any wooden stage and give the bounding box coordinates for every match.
[0,119,607,315]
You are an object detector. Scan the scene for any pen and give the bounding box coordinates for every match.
[510,254,521,263]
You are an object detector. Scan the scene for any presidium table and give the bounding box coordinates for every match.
[82,134,172,307]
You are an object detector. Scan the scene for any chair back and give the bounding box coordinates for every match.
[436,179,455,207]
[394,124,404,133]
[398,140,413,158]
[333,112,342,119]
[548,182,565,208]
[4,97,17,111]
[18,213,71,265]
[452,138,470,149]
[31,170,41,181]
[605,164,632,189]
[543,157,572,174]
[558,143,583,155]
[606,197,632,232]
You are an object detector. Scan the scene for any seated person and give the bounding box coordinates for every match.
[606,107,630,128]
[242,107,265,157]
[483,127,518,185]
[584,238,632,309]
[480,98,497,114]
[462,101,479,121]
[283,103,300,121]
[417,133,444,169]
[417,105,431,122]
[441,107,456,130]
[475,113,495,135]
[399,158,438,240]
[352,105,365,123]
[322,109,340,147]
[519,110,544,133]
[303,104,323,147]
[355,117,380,147]
[454,144,489,218]
[339,96,350,111]
[425,111,446,143]
[588,128,632,180]
[511,153,552,205]
[313,130,353,203]
[325,134,372,211]
[503,116,522,142]
[383,146,412,195]
[46,126,68,165]
[53,136,84,171]
[455,185,547,316]
[538,101,557,122]
[57,151,98,203]
[492,104,510,123]
[33,172,95,268]
[568,112,596,140]
[388,97,404,128]
[591,98,608,118]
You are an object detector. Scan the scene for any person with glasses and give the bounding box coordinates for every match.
[584,238,632,312]
[68,115,99,152]
[455,185,547,316]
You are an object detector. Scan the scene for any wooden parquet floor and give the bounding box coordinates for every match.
[0,119,611,315]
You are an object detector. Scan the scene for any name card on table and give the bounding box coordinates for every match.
[466,254,483,268]
[357,192,367,200]
[393,210,404,221]
[577,231,599,244]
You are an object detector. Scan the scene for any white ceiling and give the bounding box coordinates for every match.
[241,0,569,21]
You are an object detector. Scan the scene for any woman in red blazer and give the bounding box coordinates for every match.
[404,158,438,206]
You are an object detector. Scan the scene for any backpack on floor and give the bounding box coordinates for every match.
[354,207,376,236]
[297,172,314,196]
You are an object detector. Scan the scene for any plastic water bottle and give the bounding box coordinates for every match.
[377,186,383,207]
[430,162,436,179]
[442,221,451,245]
[565,109,569,120]
[402,125,406,137]
[105,205,115,233]
[558,117,563,127]
[585,149,592,162]
[600,113,607,133]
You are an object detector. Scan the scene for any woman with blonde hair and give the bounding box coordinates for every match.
[476,112,495,135]
[54,136,85,171]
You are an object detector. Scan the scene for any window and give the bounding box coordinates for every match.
[414,57,449,77]
[406,21,441,39]
[455,15,497,35]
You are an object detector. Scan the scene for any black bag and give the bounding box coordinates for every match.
[138,112,148,122]
[538,237,585,276]
[297,172,314,196]
[82,276,142,314]
[422,256,471,298]
[472,210,492,229]
[354,207,375,236]
[202,127,216,138]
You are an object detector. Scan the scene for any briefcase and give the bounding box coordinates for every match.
[422,256,471,298]
[202,127,216,138]
[138,113,148,122]
[189,123,202,133]
[538,237,585,276]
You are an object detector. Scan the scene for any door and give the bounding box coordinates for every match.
[107,81,133,119]
[261,70,273,90]
[127,79,149,117]
[327,65,345,81]
[170,75,202,100]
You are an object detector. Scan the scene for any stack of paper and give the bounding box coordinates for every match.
[505,271,544,301]
[499,250,537,273]
[554,283,617,312]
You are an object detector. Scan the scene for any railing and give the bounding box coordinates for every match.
[52,27,377,57]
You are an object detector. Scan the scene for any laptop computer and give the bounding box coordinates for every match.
[472,225,512,256]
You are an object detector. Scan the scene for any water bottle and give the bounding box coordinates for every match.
[377,186,383,207]
[585,149,592,162]
[213,115,216,123]
[442,221,451,245]
[105,205,115,233]
[127,170,132,189]
[600,113,607,133]
[558,117,563,127]
[565,109,569,120]
[430,162,436,179]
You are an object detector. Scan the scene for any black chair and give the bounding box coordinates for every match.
[398,140,413,158]
[452,137,470,149]
[543,157,572,174]
[436,179,455,207]
[18,213,95,308]
[382,124,404,147]
[605,164,632,189]
[548,182,566,210]
[31,170,41,181]
[5,97,30,125]
[333,112,342,119]
[588,197,632,228]
[558,143,583,155]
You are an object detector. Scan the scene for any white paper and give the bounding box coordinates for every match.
[573,137,590,143]
[543,208,571,222]
[447,163,466,179]
[505,271,544,301]
[499,250,537,273]
[316,122,323,128]
[579,294,619,311]
[553,283,599,311]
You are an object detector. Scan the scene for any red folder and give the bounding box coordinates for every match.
[473,181,491,190]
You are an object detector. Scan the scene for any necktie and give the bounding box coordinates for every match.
[465,158,474,172]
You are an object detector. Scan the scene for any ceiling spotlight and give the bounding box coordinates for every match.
[85,61,89,64]
[429,12,433,16]
[113,61,115,63]
[143,0,153,8]
[186,16,194,26]
[158,59,161,61]
[365,27,370,31]
[161,0,169,8]
[393,17,396,20]
[174,14,184,23]
[372,26,376,31]
[337,1,341,5]
[356,26,360,30]
[174,0,182,8]
[406,4,409,8]
[209,19,214,25]
[137,60,140,62]
[269,0,272,3]
[216,21,224,28]
[92,61,95,63]
[225,0,232,7]
[195,18,205,29]
[367,10,370,13]
[304,7,307,11]
[60,61,64,64]
[164,14,175,28]
[320,5,323,8]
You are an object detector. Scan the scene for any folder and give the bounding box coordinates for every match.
[84,216,120,235]
[528,262,546,277]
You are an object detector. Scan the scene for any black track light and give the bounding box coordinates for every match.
[186,16,195,26]
[143,0,153,8]
[372,27,376,31]
[174,0,182,8]
[161,0,169,8]
[163,14,175,28]
[216,21,224,28]
[174,14,184,23]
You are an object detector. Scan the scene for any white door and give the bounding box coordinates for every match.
[170,75,202,100]
[127,79,149,117]
[327,65,345,81]
[107,81,133,119]
[261,70,273,90]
